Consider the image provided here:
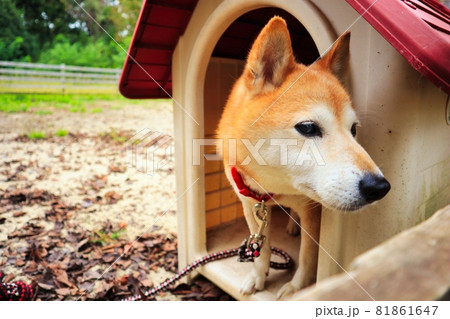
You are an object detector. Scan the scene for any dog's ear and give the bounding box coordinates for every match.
[243,16,295,94]
[317,32,350,84]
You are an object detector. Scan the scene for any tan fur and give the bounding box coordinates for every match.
[216,17,388,298]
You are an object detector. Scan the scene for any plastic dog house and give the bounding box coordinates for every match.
[119,0,450,300]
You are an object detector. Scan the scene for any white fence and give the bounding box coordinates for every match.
[0,61,122,93]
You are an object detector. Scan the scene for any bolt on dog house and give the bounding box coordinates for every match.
[119,0,450,300]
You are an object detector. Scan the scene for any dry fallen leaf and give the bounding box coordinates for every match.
[15,258,25,267]
[82,270,102,282]
[13,211,26,217]
[55,269,76,288]
[118,221,128,229]
[104,191,122,204]
[55,287,71,296]
[38,282,54,290]
[108,165,127,173]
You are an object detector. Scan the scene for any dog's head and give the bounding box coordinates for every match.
[218,17,390,211]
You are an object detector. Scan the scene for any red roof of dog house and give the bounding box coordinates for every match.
[119,0,450,98]
[119,0,199,98]
[345,0,450,94]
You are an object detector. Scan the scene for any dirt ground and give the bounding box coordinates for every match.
[0,100,232,300]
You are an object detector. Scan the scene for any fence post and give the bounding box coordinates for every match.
[60,63,66,94]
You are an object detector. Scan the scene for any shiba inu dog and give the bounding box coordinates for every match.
[216,17,390,299]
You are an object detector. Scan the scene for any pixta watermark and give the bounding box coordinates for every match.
[127,129,325,176]
[126,129,173,176]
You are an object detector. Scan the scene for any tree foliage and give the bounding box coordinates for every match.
[38,34,130,68]
[0,0,37,61]
[2,0,142,67]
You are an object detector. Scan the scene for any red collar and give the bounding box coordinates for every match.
[230,166,273,202]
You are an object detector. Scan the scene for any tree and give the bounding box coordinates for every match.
[0,0,37,60]
[3,0,141,65]
[14,0,78,50]
[68,0,142,41]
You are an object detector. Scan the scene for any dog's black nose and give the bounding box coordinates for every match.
[359,174,391,203]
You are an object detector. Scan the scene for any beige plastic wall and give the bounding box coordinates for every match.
[312,0,450,278]
[172,0,450,290]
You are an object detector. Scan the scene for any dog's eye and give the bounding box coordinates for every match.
[295,121,322,138]
[351,123,357,137]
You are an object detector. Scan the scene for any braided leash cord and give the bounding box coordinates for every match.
[0,271,34,301]
[121,246,293,301]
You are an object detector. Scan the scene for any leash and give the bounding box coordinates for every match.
[121,242,293,301]
[0,240,292,302]
[1,167,290,301]
[122,200,292,301]
[0,271,34,301]
[0,239,292,302]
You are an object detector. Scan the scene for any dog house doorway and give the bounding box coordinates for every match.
[201,7,321,297]
[203,7,320,228]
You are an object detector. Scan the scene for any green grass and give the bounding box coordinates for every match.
[69,106,86,113]
[23,129,68,139]
[90,107,103,113]
[56,129,68,137]
[0,93,167,114]
[27,131,46,140]
[34,110,53,115]
[89,228,125,247]
[99,129,128,144]
[0,98,29,112]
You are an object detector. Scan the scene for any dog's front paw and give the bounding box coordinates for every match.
[276,281,299,300]
[240,271,267,295]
